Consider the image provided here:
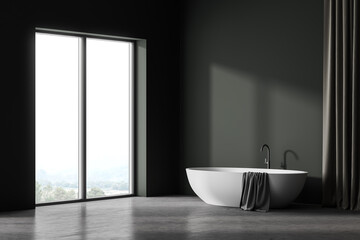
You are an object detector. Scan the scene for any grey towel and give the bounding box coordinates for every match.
[240,172,270,212]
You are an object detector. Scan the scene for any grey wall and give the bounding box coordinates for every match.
[1,0,324,211]
[180,0,323,204]
[1,0,180,211]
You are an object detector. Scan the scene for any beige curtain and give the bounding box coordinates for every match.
[323,0,360,210]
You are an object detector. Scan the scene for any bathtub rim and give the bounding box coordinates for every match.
[186,167,308,175]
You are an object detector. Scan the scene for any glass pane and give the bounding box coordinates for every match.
[35,33,79,203]
[87,38,132,198]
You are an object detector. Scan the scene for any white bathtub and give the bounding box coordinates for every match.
[186,167,308,208]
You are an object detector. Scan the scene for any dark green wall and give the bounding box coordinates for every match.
[0,0,180,211]
[1,0,324,211]
[179,0,323,204]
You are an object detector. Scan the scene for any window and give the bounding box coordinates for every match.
[36,30,134,204]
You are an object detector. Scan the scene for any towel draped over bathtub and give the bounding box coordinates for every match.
[240,172,270,212]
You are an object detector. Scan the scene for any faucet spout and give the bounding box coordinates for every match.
[260,144,271,169]
[281,149,298,169]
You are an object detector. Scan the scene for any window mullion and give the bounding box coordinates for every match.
[78,37,87,200]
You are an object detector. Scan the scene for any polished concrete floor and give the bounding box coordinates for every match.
[0,196,360,240]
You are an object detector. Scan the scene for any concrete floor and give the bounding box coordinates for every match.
[0,196,359,240]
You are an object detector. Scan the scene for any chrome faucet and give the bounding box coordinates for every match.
[260,144,271,169]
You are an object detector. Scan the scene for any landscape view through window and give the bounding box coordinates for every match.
[35,32,132,203]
